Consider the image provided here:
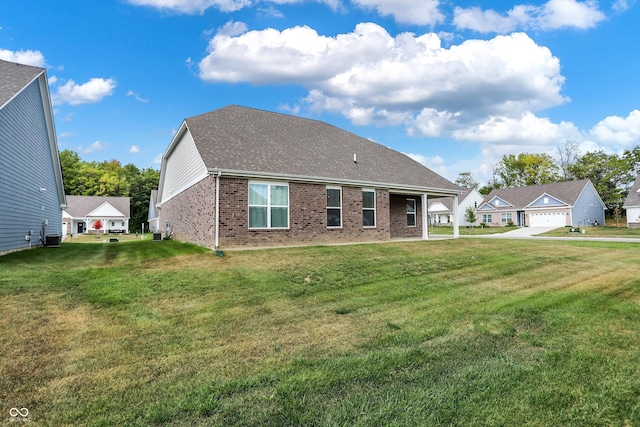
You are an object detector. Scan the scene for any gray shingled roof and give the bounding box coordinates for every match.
[0,59,44,109]
[185,106,458,193]
[483,179,592,209]
[64,196,131,218]
[623,175,640,208]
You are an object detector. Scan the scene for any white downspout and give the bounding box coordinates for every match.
[215,170,221,249]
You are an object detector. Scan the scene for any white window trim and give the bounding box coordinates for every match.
[363,189,376,228]
[407,198,416,227]
[326,186,342,229]
[248,181,290,229]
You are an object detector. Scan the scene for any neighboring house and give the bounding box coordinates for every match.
[428,188,484,226]
[0,59,66,254]
[64,196,131,234]
[156,105,461,249]
[148,189,159,232]
[623,175,640,228]
[477,179,605,227]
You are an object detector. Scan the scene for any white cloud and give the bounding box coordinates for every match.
[351,0,444,26]
[200,24,566,126]
[589,110,640,147]
[0,48,46,67]
[79,140,106,154]
[48,76,58,85]
[129,145,140,153]
[125,0,251,13]
[450,112,581,145]
[406,153,449,176]
[58,131,75,139]
[454,0,605,33]
[126,90,149,103]
[153,153,164,164]
[613,0,635,12]
[52,78,116,106]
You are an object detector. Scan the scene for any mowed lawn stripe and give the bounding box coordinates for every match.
[0,239,638,426]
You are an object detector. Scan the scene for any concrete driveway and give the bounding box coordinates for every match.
[471,226,561,238]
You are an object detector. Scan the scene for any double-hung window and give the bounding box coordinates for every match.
[501,213,512,223]
[326,187,342,228]
[362,189,376,227]
[482,214,492,223]
[248,182,289,229]
[406,199,416,227]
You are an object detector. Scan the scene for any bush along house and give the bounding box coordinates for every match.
[156,105,461,249]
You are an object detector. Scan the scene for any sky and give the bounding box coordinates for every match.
[1,0,639,185]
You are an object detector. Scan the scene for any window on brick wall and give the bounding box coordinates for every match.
[406,199,416,227]
[326,186,342,228]
[363,189,376,227]
[248,182,289,228]
[501,213,512,223]
[482,213,492,223]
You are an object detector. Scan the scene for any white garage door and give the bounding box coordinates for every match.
[529,212,566,227]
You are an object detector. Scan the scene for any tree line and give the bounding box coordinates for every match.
[455,142,640,214]
[59,150,160,232]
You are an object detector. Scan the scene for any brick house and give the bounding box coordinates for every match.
[156,105,461,249]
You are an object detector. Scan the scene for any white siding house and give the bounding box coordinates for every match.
[0,60,66,254]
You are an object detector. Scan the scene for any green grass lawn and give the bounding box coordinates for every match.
[540,225,640,238]
[429,225,518,235]
[1,238,639,426]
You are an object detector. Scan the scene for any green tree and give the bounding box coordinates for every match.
[464,205,477,229]
[455,171,479,189]
[495,153,561,187]
[58,150,160,232]
[568,150,627,211]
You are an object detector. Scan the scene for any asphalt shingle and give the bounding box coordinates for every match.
[0,59,44,109]
[185,105,459,193]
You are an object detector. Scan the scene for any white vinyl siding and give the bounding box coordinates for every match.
[161,128,208,203]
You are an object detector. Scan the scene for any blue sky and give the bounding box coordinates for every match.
[1,0,639,185]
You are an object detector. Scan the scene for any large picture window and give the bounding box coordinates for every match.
[326,187,342,228]
[363,189,376,227]
[406,199,416,227]
[249,182,289,228]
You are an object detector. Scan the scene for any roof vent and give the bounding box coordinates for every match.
[353,153,357,163]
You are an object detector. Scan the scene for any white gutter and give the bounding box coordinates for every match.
[215,169,221,249]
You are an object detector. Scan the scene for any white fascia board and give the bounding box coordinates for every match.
[208,168,461,197]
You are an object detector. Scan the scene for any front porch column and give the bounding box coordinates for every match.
[452,195,460,238]
[422,194,429,240]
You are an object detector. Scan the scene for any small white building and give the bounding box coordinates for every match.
[63,196,130,234]
[623,175,640,228]
[428,188,485,226]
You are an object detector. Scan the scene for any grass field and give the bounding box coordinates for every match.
[1,238,639,426]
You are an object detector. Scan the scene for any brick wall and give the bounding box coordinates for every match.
[159,175,217,247]
[389,194,422,238]
[161,175,396,248]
